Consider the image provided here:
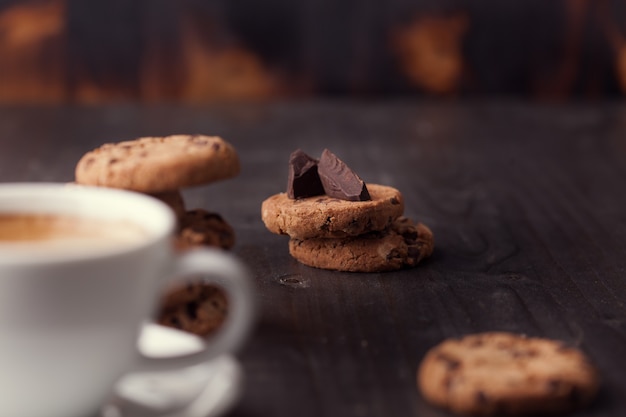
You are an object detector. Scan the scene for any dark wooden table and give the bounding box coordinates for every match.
[1,101,625,417]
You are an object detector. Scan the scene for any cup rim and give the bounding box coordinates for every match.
[0,182,175,264]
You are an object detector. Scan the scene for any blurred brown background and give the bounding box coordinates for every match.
[1,0,626,103]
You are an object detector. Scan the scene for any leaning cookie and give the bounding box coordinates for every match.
[262,184,404,239]
[75,134,240,193]
[174,209,235,250]
[157,283,228,337]
[148,190,186,220]
[289,217,433,272]
[417,332,599,416]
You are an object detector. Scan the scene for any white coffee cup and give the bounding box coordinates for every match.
[0,183,254,417]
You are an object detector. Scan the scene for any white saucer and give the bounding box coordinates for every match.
[101,324,244,417]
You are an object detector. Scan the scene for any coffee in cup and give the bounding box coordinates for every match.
[0,213,146,249]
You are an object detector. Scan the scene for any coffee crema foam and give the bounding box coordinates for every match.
[0,213,147,251]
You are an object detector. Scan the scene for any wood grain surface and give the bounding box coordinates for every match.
[0,102,625,416]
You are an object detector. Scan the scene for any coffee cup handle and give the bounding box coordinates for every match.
[132,249,254,372]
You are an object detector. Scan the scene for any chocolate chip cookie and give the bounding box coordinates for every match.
[262,184,404,239]
[75,134,240,193]
[174,209,235,250]
[289,217,433,272]
[417,332,599,416]
[157,283,228,337]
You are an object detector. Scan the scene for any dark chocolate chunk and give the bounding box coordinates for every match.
[286,149,325,199]
[318,149,371,201]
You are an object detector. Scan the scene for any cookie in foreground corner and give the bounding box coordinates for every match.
[417,332,599,416]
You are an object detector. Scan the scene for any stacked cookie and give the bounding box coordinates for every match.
[261,149,434,272]
[74,134,238,336]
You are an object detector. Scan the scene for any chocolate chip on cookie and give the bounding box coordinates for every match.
[75,134,240,193]
[262,183,404,239]
[417,332,599,416]
[174,209,235,250]
[289,216,433,272]
[157,283,228,337]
